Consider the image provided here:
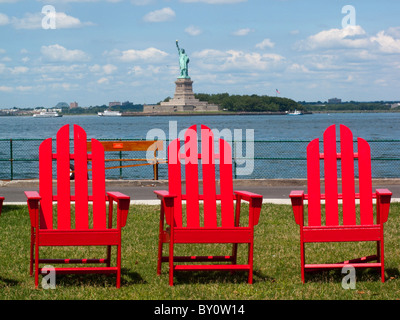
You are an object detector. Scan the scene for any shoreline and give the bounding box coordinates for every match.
[2,110,400,118]
[122,111,292,116]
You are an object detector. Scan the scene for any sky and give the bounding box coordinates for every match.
[0,0,400,108]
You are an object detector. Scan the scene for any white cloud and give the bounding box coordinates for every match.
[185,25,202,36]
[10,12,93,29]
[143,7,175,23]
[296,26,400,57]
[232,28,253,36]
[41,44,90,62]
[256,38,275,49]
[131,0,155,5]
[90,64,117,74]
[16,86,33,91]
[128,65,163,77]
[287,63,310,73]
[297,26,369,50]
[371,31,400,53]
[0,13,10,25]
[0,86,13,92]
[180,0,247,3]
[110,47,168,62]
[37,0,122,2]
[10,66,29,74]
[194,49,285,72]
[53,12,94,29]
[97,77,109,85]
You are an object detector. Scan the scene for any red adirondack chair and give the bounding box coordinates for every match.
[290,124,392,283]
[155,124,263,286]
[25,124,130,288]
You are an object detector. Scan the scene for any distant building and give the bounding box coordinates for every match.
[328,98,342,104]
[109,101,121,107]
[391,103,400,109]
[70,102,78,108]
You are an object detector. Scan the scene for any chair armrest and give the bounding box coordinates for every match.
[107,192,131,228]
[234,191,263,201]
[234,191,263,226]
[25,191,41,200]
[290,190,305,226]
[376,189,392,224]
[154,190,176,226]
[154,190,176,200]
[24,191,41,227]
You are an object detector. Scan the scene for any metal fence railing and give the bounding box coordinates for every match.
[1,139,399,180]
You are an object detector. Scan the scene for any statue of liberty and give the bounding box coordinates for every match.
[176,40,190,79]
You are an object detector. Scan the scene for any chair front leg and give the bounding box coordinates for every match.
[380,237,385,283]
[157,204,166,275]
[116,244,121,288]
[34,237,39,289]
[247,242,254,284]
[30,227,35,276]
[300,239,305,283]
[169,226,175,286]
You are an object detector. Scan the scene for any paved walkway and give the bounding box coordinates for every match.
[2,179,400,205]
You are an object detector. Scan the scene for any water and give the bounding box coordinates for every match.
[0,112,399,140]
[0,113,399,180]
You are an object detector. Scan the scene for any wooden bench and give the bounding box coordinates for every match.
[86,140,164,180]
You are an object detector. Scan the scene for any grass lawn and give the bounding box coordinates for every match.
[1,202,400,300]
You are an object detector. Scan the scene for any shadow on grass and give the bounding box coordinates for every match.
[0,275,20,287]
[303,267,395,283]
[36,268,145,288]
[172,268,275,285]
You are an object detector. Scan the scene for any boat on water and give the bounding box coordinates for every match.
[98,110,122,117]
[33,111,62,118]
[287,109,303,116]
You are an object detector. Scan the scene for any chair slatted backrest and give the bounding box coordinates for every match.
[168,125,234,228]
[39,124,107,230]
[307,124,374,227]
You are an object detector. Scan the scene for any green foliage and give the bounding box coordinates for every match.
[61,103,144,115]
[194,93,302,112]
[300,101,394,112]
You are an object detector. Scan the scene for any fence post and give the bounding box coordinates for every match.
[10,139,13,180]
[119,139,123,179]
[233,140,237,179]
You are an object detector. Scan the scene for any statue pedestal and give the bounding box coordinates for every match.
[144,78,219,113]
